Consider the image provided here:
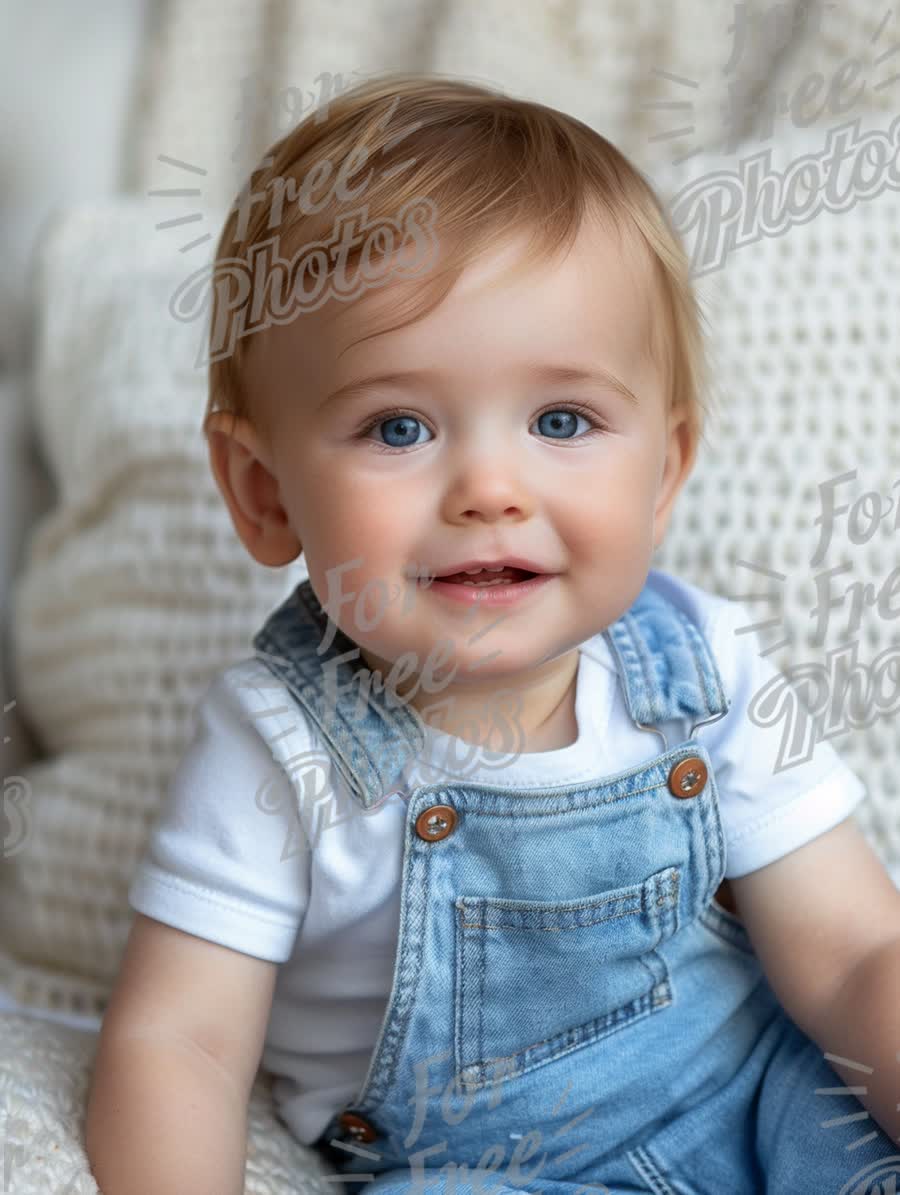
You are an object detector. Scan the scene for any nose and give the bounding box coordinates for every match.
[440,447,536,525]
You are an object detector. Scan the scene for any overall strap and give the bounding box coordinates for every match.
[252,579,425,811]
[602,583,731,745]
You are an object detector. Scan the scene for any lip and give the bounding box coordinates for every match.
[423,556,550,579]
[426,572,556,607]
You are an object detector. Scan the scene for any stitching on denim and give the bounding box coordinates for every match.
[674,607,710,715]
[602,622,644,727]
[682,611,729,716]
[627,1145,679,1194]
[457,869,679,927]
[422,778,671,818]
[459,973,657,1078]
[624,607,657,718]
[397,738,710,813]
[477,897,486,1077]
[459,984,672,1091]
[692,751,727,911]
[355,824,430,1109]
[460,906,658,931]
[454,898,465,1087]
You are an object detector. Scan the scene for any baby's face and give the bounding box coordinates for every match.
[234,211,693,684]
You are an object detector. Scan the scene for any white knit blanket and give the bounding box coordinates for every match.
[3,2,899,1192]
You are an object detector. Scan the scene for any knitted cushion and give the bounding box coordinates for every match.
[3,200,307,1023]
[133,0,896,217]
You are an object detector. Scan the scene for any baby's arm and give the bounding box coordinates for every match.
[85,912,278,1195]
[729,814,900,1141]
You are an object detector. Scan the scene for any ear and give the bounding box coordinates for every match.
[652,405,697,551]
[204,411,302,567]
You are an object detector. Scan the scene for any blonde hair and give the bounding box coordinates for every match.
[205,71,713,453]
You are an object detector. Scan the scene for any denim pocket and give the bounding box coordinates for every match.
[453,865,680,1090]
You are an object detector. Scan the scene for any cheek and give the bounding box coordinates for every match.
[295,471,421,574]
[343,479,413,541]
[558,459,653,531]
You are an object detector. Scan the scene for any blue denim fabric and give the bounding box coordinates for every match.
[253,578,897,1195]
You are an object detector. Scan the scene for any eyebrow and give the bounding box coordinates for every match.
[321,363,641,408]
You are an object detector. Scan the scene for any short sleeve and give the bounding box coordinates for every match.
[702,598,868,879]
[128,666,310,962]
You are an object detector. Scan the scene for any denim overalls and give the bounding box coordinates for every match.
[253,577,898,1195]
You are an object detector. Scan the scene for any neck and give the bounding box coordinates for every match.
[359,644,582,753]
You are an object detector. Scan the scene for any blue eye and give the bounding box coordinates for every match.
[534,409,590,439]
[370,414,434,448]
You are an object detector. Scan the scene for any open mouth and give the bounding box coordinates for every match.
[434,566,539,588]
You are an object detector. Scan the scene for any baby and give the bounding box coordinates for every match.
[86,73,900,1195]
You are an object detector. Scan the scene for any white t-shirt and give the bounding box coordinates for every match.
[128,570,867,1145]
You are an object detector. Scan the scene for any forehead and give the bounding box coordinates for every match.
[246,209,659,417]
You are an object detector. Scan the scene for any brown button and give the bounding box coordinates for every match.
[668,756,708,799]
[337,1111,378,1143]
[415,804,458,841]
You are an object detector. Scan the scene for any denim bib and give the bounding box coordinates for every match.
[253,578,897,1195]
